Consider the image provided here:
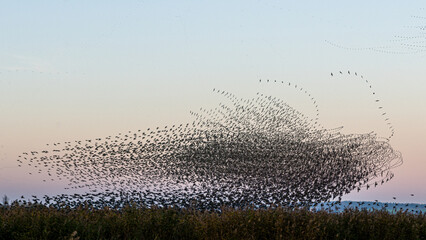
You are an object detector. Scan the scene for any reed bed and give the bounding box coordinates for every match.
[1,202,425,240]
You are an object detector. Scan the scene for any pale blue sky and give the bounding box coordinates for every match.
[0,1,425,203]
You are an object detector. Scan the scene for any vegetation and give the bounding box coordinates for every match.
[0,201,425,240]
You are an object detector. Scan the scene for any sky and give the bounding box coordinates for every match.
[0,1,425,203]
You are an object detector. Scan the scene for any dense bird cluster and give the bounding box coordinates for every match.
[17,73,403,211]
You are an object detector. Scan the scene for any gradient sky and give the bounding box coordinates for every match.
[0,1,425,203]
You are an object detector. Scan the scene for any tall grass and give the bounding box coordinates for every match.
[0,201,425,239]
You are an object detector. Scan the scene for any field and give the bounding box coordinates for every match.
[1,202,425,240]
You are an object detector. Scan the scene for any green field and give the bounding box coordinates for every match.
[1,202,425,240]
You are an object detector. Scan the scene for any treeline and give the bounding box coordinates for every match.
[0,202,425,240]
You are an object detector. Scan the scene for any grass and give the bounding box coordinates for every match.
[0,201,425,240]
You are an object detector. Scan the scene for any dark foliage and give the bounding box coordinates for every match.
[1,202,425,240]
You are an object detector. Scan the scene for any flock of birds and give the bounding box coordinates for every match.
[326,7,426,54]
[16,72,404,211]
